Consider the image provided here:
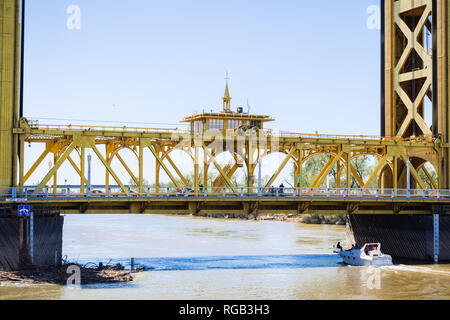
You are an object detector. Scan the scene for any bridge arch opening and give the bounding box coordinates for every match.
[107,146,140,187]
[259,150,297,188]
[349,154,379,189]
[156,148,195,187]
[381,157,438,190]
[206,150,246,188]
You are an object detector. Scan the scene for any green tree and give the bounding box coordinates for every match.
[291,154,377,188]
[418,163,437,189]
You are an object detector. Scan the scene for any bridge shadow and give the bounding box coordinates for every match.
[75,254,343,272]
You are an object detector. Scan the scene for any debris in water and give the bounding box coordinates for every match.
[0,262,146,286]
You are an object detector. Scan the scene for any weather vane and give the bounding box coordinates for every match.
[225,71,230,83]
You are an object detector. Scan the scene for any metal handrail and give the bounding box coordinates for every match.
[27,123,413,143]
[1,186,449,201]
[33,124,189,134]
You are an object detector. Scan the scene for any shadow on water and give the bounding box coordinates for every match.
[74,254,342,272]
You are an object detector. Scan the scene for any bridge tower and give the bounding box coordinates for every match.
[381,0,449,189]
[0,0,20,191]
[348,0,450,262]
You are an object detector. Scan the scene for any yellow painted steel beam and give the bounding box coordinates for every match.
[148,145,182,188]
[309,155,335,188]
[91,144,127,192]
[67,156,88,186]
[116,153,139,186]
[213,162,240,188]
[166,154,189,186]
[24,149,50,183]
[203,151,208,187]
[346,153,351,189]
[155,161,160,188]
[247,137,255,188]
[363,155,387,188]
[400,155,428,190]
[295,149,303,188]
[19,135,24,188]
[80,147,86,193]
[0,0,20,190]
[139,144,144,188]
[421,166,438,189]
[341,159,365,188]
[53,153,58,193]
[350,164,365,188]
[20,128,440,150]
[313,151,344,188]
[203,143,237,192]
[265,147,296,188]
[194,145,199,188]
[393,156,398,189]
[336,161,342,189]
[37,143,76,188]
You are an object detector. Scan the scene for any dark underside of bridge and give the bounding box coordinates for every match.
[0,202,449,270]
[347,214,450,262]
[3,198,440,215]
[0,207,63,271]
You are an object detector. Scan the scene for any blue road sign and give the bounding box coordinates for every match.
[18,205,31,217]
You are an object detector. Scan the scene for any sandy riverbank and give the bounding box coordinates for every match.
[192,213,346,225]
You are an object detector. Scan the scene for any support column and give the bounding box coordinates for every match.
[203,149,208,188]
[393,156,398,190]
[53,153,58,193]
[346,152,351,189]
[336,160,342,189]
[0,0,20,193]
[194,142,200,190]
[80,147,85,194]
[434,213,440,264]
[19,134,24,188]
[295,148,303,190]
[155,162,160,191]
[105,145,110,190]
[247,138,255,189]
[139,142,144,191]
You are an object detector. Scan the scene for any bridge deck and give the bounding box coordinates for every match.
[1,187,449,215]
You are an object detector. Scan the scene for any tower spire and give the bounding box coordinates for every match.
[223,71,231,112]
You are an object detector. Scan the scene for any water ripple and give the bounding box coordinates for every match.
[74,254,342,272]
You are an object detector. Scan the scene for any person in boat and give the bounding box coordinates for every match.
[336,242,343,252]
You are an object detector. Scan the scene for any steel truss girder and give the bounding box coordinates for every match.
[18,128,441,192]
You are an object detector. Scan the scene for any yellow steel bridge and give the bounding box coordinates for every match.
[1,0,450,216]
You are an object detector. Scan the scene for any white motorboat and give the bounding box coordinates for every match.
[337,243,393,266]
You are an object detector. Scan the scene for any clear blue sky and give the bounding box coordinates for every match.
[24,0,382,135]
[22,0,383,185]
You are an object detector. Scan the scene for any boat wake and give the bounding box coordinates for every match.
[381,265,450,276]
[73,254,343,272]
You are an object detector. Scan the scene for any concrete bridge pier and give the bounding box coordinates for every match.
[0,207,64,271]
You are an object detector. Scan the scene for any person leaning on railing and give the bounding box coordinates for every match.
[279,184,285,196]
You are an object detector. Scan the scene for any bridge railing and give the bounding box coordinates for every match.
[0,186,449,201]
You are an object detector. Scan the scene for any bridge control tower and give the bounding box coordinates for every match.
[181,82,274,189]
[181,82,274,135]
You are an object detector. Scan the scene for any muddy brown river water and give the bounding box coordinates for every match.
[0,214,449,300]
